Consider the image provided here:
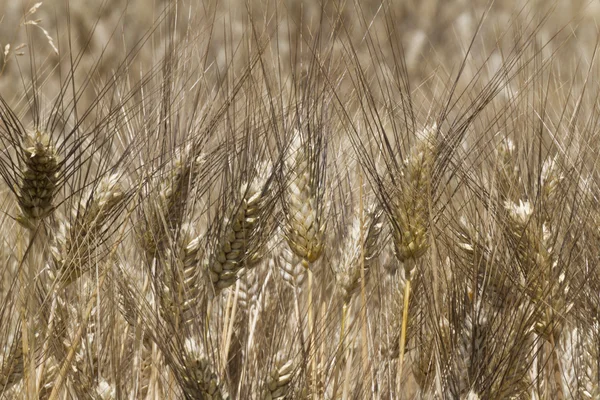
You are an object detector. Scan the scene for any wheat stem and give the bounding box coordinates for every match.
[308,267,316,399]
[332,302,348,399]
[397,274,411,396]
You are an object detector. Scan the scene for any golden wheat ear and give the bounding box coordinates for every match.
[282,130,327,268]
[390,124,437,266]
[205,161,274,294]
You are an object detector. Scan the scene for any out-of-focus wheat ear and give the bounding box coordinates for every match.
[455,216,511,310]
[539,156,563,214]
[16,129,60,228]
[494,138,522,205]
[331,205,384,397]
[95,378,117,400]
[464,390,482,400]
[447,309,488,399]
[502,195,567,396]
[283,130,326,268]
[180,336,230,400]
[264,358,295,400]
[37,356,58,400]
[335,207,384,304]
[0,332,24,391]
[567,325,600,398]
[50,172,125,288]
[205,162,272,293]
[142,147,204,259]
[502,198,560,298]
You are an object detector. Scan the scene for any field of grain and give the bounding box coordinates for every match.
[1,1,600,399]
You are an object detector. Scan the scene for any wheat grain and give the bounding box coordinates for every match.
[264,358,294,400]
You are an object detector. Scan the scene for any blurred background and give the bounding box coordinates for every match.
[0,0,599,106]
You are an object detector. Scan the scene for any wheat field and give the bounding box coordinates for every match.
[1,0,600,399]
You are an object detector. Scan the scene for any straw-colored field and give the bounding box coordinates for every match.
[1,1,600,398]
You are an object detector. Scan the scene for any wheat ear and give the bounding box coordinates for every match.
[283,131,326,266]
[0,332,24,391]
[50,173,125,287]
[264,358,295,400]
[16,130,60,226]
[276,232,307,289]
[390,124,436,394]
[142,146,203,259]
[206,162,271,293]
[336,207,383,304]
[283,130,327,397]
[181,336,230,399]
[498,139,569,398]
[14,129,60,399]
[332,207,383,397]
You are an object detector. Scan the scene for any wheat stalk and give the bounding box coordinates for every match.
[282,129,327,398]
[16,130,59,227]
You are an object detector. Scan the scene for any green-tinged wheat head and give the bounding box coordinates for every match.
[391,124,436,265]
